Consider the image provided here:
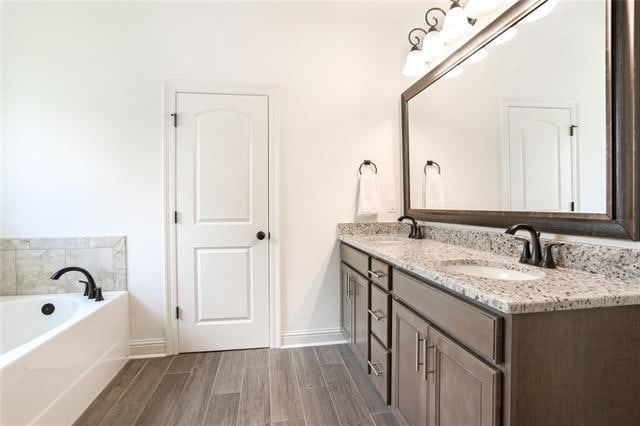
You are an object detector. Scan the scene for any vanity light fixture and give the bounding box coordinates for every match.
[440,1,475,44]
[522,0,558,23]
[402,45,429,77]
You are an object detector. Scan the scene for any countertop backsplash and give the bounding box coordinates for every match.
[337,222,640,285]
[0,236,127,296]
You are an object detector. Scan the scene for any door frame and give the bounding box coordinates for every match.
[162,80,281,354]
[500,97,579,211]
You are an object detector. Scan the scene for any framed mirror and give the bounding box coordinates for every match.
[401,0,639,240]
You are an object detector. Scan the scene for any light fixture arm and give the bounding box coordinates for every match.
[407,27,428,49]
[424,7,447,32]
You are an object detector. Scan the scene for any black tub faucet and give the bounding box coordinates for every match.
[50,267,101,300]
[398,215,423,239]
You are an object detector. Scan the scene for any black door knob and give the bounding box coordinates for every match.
[256,231,266,240]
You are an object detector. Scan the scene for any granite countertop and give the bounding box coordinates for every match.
[339,234,640,314]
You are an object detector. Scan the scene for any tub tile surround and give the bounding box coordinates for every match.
[0,236,127,296]
[337,222,640,284]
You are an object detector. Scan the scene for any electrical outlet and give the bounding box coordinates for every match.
[387,197,397,213]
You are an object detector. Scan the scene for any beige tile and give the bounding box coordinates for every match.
[64,248,114,291]
[89,236,123,248]
[0,251,17,295]
[0,239,30,250]
[63,237,89,249]
[28,238,65,249]
[16,249,66,295]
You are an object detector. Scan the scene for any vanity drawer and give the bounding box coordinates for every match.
[369,258,391,290]
[370,284,390,348]
[369,335,391,404]
[340,243,369,277]
[394,270,503,363]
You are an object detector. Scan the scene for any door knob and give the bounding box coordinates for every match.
[256,231,266,240]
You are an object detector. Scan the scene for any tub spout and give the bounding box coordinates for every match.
[50,267,98,300]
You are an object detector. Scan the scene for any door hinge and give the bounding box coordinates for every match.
[176,306,180,319]
[171,113,177,128]
[570,124,578,136]
[570,201,575,212]
[174,211,178,224]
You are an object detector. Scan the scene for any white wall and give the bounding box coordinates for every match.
[1,2,408,345]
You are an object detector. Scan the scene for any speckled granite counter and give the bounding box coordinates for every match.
[339,234,640,314]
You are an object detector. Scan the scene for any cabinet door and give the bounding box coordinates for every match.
[352,272,369,368]
[428,328,500,426]
[340,263,353,342]
[392,301,429,426]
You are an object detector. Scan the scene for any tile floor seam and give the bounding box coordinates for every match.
[95,359,149,426]
[200,352,224,426]
[291,350,309,426]
[130,356,174,425]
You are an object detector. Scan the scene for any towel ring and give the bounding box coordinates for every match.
[359,160,378,175]
[424,160,441,175]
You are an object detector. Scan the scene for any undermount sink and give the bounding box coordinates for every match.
[443,262,544,281]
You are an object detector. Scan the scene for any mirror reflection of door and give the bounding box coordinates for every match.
[505,104,576,212]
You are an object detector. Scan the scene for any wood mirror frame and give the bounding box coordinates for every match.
[401,0,639,240]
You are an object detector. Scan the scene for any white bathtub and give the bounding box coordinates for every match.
[0,292,129,425]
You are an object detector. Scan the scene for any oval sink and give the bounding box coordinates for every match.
[443,262,544,281]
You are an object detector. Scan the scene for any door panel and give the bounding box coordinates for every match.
[508,106,574,212]
[195,110,251,222]
[428,328,500,426]
[176,92,269,352]
[392,301,429,426]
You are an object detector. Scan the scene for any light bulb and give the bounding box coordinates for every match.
[444,67,463,79]
[466,48,488,64]
[402,49,429,77]
[489,27,517,47]
[465,0,504,19]
[440,6,473,44]
[420,31,448,63]
[523,0,558,23]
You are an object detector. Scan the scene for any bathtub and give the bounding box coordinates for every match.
[0,292,129,425]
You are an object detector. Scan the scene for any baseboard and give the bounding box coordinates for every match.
[129,338,167,358]
[280,327,347,348]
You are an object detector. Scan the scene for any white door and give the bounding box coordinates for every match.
[507,106,576,212]
[176,92,269,352]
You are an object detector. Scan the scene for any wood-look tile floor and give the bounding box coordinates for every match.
[75,344,399,426]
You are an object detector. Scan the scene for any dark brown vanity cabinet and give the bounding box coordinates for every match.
[352,270,369,367]
[391,301,499,426]
[339,262,352,342]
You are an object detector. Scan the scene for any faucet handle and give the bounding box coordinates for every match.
[514,237,532,264]
[79,280,90,297]
[95,287,104,302]
[541,242,564,269]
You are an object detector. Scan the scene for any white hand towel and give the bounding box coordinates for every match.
[423,171,445,209]
[357,172,381,216]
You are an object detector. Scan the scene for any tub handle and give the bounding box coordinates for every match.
[95,288,104,302]
[79,280,90,297]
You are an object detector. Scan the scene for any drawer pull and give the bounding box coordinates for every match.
[416,332,425,372]
[368,361,383,377]
[368,309,384,321]
[424,340,435,380]
[368,270,385,280]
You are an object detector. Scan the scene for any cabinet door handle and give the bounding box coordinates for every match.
[424,341,435,380]
[368,270,384,280]
[368,361,383,377]
[368,309,384,321]
[415,332,425,372]
[346,276,351,298]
